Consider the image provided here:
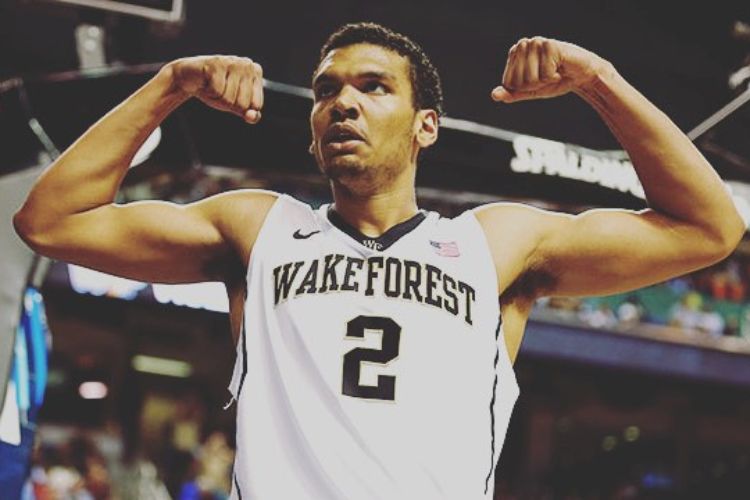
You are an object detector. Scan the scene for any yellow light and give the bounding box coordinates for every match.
[602,435,618,452]
[132,355,192,378]
[624,426,640,442]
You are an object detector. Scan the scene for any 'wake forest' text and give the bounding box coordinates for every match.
[272,254,477,325]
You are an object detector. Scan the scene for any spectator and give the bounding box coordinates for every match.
[669,292,703,332]
[616,295,644,327]
[178,431,234,500]
[697,304,725,337]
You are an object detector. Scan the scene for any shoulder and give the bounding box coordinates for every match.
[472,200,564,225]
[467,201,566,300]
[192,189,285,270]
[193,188,280,231]
[201,188,282,212]
[470,201,573,247]
[209,189,316,216]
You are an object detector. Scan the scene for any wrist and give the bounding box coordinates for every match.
[157,61,192,103]
[574,59,619,102]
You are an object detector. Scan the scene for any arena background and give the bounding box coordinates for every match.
[1,0,750,498]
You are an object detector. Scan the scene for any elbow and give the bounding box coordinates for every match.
[13,206,49,253]
[13,208,37,249]
[720,209,746,253]
[714,195,750,255]
[705,215,745,263]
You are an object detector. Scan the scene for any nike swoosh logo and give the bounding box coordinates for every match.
[293,229,321,239]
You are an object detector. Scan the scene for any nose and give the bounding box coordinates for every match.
[330,85,360,122]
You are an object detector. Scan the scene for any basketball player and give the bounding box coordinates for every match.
[14,23,745,499]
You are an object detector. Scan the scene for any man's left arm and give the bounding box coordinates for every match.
[478,37,746,299]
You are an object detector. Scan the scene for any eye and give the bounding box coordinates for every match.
[363,81,388,94]
[314,83,336,99]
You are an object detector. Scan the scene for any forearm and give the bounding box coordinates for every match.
[15,63,188,231]
[576,63,746,247]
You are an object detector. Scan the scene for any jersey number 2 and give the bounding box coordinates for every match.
[342,315,401,401]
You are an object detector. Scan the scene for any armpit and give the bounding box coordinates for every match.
[501,260,558,302]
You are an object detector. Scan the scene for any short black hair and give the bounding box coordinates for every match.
[317,22,444,118]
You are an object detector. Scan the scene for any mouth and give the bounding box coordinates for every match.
[325,140,364,156]
[322,125,366,152]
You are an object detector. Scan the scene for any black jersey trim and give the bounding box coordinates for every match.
[234,473,243,500]
[237,321,248,399]
[484,315,502,495]
[326,205,427,251]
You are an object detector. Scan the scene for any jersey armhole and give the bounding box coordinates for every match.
[225,193,286,407]
[243,192,288,279]
[464,209,523,376]
[464,208,502,299]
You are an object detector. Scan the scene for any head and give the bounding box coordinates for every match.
[310,22,444,195]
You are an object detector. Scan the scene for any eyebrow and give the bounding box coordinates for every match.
[312,70,397,89]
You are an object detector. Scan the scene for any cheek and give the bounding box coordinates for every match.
[378,122,416,159]
[310,107,326,137]
[389,112,418,146]
[375,107,414,136]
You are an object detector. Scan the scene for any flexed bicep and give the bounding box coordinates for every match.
[16,189,278,284]
[474,202,734,301]
[529,207,733,298]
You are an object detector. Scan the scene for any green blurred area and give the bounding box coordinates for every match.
[584,279,750,338]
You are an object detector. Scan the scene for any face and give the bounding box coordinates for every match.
[310,43,434,193]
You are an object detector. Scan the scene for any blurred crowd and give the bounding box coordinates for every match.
[537,255,750,343]
[23,425,234,500]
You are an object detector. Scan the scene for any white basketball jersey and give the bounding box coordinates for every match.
[228,193,519,499]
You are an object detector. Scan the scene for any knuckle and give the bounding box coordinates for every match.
[206,61,222,77]
[241,61,255,77]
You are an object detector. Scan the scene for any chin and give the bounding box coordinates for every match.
[320,155,368,180]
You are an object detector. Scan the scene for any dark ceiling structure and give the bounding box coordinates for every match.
[1,0,749,183]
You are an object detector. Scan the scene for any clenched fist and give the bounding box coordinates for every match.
[168,55,264,123]
[491,37,610,103]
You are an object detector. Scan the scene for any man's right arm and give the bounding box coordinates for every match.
[13,56,272,284]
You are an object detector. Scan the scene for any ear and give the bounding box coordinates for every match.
[415,109,438,149]
[308,142,315,155]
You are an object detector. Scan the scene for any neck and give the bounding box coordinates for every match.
[330,182,419,238]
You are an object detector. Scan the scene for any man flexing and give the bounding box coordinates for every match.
[14,22,744,499]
